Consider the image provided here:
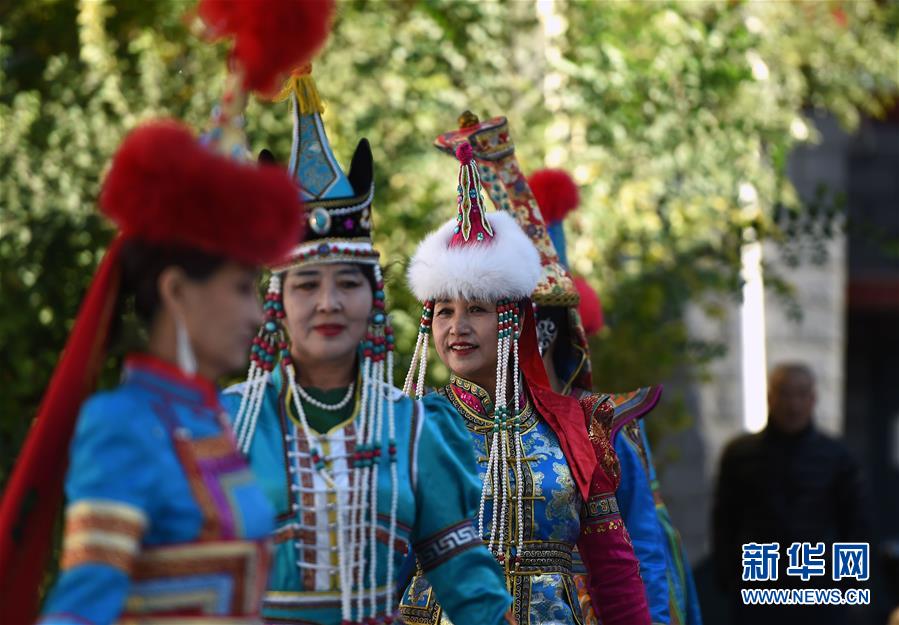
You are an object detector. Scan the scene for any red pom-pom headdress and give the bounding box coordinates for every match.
[574,276,604,337]
[102,120,302,266]
[0,119,305,623]
[198,0,334,97]
[527,168,580,225]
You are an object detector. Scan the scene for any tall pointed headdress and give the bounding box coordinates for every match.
[434,112,579,306]
[266,66,378,271]
[230,64,404,624]
[232,65,391,454]
[529,167,604,336]
[406,142,541,305]
[528,167,604,393]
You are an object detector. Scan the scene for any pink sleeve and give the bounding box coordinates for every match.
[577,464,652,625]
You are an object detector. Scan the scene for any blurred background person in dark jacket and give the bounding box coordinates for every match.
[712,362,873,625]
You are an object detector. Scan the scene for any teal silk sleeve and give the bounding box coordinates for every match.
[411,394,511,625]
[220,388,239,423]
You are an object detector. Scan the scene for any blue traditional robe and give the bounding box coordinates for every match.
[40,354,275,625]
[400,376,648,625]
[633,421,703,625]
[221,365,511,625]
[615,425,671,624]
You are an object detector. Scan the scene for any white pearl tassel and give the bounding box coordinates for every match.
[477,302,527,569]
[513,315,525,563]
[234,274,285,454]
[351,357,372,620]
[240,368,270,454]
[368,358,386,618]
[402,332,421,396]
[416,338,428,400]
[385,348,399,614]
[232,362,256,443]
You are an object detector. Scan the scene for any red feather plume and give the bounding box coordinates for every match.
[101,120,303,266]
[528,168,580,224]
[574,275,604,336]
[198,0,335,96]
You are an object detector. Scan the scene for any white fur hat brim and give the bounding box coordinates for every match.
[407,211,542,302]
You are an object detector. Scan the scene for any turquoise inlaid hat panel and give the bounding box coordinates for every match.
[289,96,354,201]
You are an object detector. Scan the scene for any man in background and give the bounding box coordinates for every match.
[712,362,873,624]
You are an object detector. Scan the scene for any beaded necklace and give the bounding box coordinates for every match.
[295,381,356,411]
[233,265,401,624]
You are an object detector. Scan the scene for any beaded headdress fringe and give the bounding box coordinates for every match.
[233,266,402,623]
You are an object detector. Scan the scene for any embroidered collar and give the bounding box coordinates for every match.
[443,374,536,432]
[447,374,494,416]
[123,353,220,409]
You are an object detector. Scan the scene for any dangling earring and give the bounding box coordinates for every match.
[175,315,198,375]
[536,318,558,356]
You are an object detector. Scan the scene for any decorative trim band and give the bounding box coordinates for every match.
[60,499,147,573]
[413,519,482,573]
[272,240,380,272]
[512,544,573,575]
[583,491,622,528]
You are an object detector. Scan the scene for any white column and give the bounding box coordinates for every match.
[740,238,769,433]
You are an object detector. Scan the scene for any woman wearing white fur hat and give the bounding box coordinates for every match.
[398,143,652,625]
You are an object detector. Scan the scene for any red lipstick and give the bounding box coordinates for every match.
[314,324,345,337]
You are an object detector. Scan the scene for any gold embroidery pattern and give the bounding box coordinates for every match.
[580,520,624,535]
[580,395,620,488]
[443,376,537,433]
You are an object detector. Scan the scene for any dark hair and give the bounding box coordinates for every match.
[358,263,377,294]
[119,239,227,325]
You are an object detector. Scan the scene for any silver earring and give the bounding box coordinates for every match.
[175,315,198,375]
[536,318,558,357]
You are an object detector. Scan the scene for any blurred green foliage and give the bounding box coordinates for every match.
[2,0,898,487]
